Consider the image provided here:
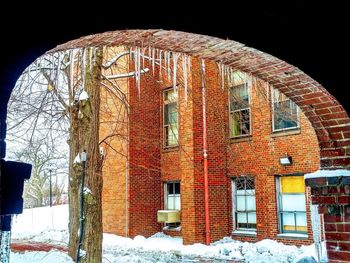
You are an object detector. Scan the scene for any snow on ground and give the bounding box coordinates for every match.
[11,205,326,262]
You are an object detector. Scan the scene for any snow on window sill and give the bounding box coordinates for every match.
[232,230,257,236]
[277,233,308,239]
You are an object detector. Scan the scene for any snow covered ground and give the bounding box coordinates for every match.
[10,205,326,262]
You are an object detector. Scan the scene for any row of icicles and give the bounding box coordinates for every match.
[46,46,254,101]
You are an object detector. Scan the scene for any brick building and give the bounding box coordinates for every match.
[99,49,320,246]
[50,30,350,261]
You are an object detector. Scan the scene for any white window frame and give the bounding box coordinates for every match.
[163,88,179,147]
[271,88,300,132]
[232,176,256,231]
[276,175,307,235]
[229,82,252,138]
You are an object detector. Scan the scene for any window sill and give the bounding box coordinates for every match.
[163,146,179,153]
[271,128,300,137]
[232,230,257,237]
[276,233,308,239]
[163,226,181,232]
[230,135,252,143]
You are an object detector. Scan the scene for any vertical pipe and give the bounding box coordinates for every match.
[201,59,210,245]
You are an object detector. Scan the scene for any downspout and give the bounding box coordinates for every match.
[201,59,210,245]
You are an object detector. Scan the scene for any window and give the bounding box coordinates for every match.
[163,89,178,147]
[277,176,307,234]
[229,72,251,137]
[233,177,256,230]
[165,182,180,210]
[164,182,181,228]
[272,88,299,131]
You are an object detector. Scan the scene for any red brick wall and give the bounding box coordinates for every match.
[128,62,162,238]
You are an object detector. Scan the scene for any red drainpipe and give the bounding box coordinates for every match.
[201,59,210,245]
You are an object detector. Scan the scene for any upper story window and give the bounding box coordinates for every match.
[163,88,178,147]
[272,88,300,132]
[229,72,251,137]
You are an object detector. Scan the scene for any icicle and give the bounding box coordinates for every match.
[182,54,188,102]
[201,59,206,88]
[89,47,92,70]
[70,49,75,90]
[137,47,141,96]
[167,51,171,80]
[159,50,163,79]
[142,47,145,69]
[152,48,155,75]
[172,53,179,90]
[164,51,168,79]
[148,46,152,63]
[82,48,86,88]
[129,46,134,62]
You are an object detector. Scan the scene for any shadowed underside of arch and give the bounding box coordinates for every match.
[48,29,350,168]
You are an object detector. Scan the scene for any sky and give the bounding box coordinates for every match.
[0,2,348,128]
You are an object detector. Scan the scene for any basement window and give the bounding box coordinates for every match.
[277,175,307,234]
[232,176,256,231]
[272,88,300,132]
[163,88,178,147]
[229,73,251,137]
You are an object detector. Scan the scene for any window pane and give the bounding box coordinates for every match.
[174,195,181,210]
[174,183,180,194]
[237,212,247,223]
[281,176,305,194]
[230,85,249,110]
[246,195,256,210]
[165,102,177,125]
[236,177,246,190]
[167,183,174,195]
[282,194,306,211]
[282,213,295,231]
[165,89,177,102]
[230,110,250,137]
[296,212,307,227]
[248,212,256,224]
[237,196,246,211]
[165,124,178,146]
[273,89,299,130]
[167,196,175,209]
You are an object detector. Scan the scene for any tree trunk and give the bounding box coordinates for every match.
[82,48,103,263]
[68,47,103,262]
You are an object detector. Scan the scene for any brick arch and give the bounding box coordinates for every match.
[48,29,350,169]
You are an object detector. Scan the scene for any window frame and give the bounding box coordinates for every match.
[163,88,179,148]
[276,175,307,235]
[229,82,252,138]
[232,176,256,231]
[271,88,300,132]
